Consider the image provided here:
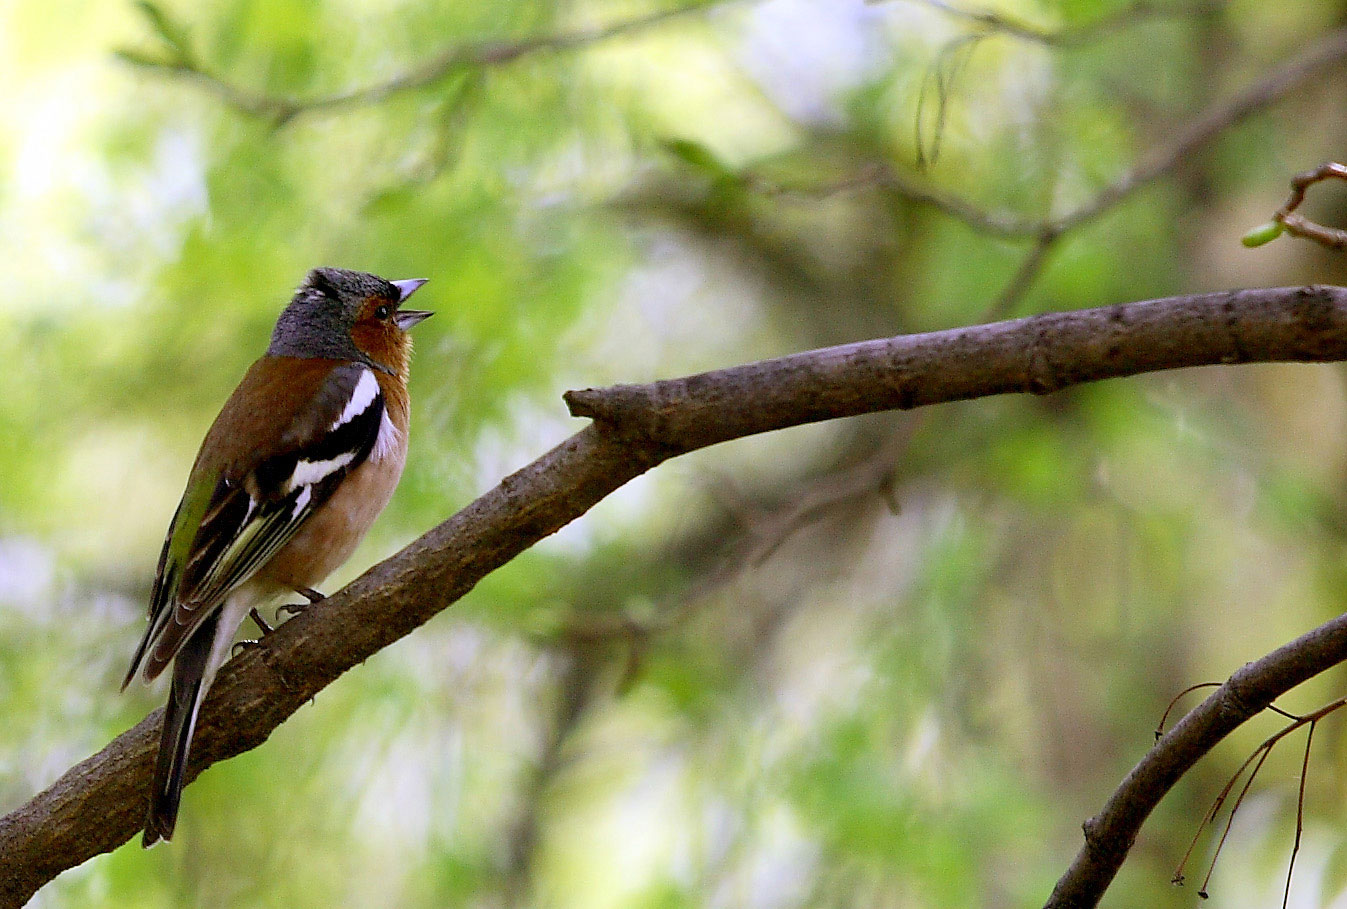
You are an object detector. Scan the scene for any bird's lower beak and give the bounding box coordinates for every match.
[395,309,434,330]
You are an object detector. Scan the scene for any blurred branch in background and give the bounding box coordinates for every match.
[118,0,1347,345]
[500,641,604,908]
[116,0,742,125]
[723,23,1347,314]
[8,287,1347,904]
[890,0,1223,48]
[495,423,924,903]
[738,24,1347,240]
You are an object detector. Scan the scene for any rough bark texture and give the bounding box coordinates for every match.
[6,285,1347,907]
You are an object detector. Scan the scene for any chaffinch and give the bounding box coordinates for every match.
[122,267,431,846]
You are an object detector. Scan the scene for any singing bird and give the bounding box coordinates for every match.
[123,267,431,846]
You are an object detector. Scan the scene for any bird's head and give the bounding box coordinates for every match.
[268,267,432,376]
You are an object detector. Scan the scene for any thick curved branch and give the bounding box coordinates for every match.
[562,285,1347,441]
[5,285,1347,905]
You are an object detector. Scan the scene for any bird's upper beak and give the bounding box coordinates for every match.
[392,278,432,329]
[393,278,428,301]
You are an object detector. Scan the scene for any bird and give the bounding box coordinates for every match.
[122,267,432,846]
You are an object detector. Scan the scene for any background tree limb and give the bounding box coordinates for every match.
[117,0,739,124]
[742,23,1347,242]
[6,284,1347,906]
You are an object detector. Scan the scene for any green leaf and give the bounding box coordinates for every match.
[1240,219,1284,247]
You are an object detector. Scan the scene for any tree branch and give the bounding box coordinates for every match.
[1045,612,1347,908]
[6,285,1347,904]
[119,0,737,124]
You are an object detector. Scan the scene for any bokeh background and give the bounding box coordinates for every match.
[7,0,1347,905]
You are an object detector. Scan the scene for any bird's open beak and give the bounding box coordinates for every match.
[392,279,432,329]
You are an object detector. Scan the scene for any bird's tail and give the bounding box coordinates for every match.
[143,613,217,847]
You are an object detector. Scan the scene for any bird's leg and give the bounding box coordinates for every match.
[277,586,326,620]
[230,608,279,658]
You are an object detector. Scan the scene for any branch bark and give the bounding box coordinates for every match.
[5,285,1347,905]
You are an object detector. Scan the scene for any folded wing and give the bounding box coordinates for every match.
[123,359,384,688]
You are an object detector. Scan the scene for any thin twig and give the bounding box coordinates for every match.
[1195,742,1273,897]
[1284,720,1316,909]
[1156,682,1221,739]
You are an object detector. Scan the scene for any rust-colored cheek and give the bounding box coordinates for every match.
[350,322,411,375]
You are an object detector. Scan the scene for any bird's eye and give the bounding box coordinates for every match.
[374,304,391,320]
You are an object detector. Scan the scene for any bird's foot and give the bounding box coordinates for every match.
[277,587,326,620]
[232,609,275,656]
[231,638,263,658]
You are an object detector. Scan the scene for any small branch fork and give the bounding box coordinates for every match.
[1271,162,1347,250]
[1045,602,1347,908]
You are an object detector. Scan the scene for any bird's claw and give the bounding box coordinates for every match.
[249,607,274,636]
[276,587,326,620]
[231,638,262,659]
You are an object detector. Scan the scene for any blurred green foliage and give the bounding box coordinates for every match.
[7,0,1347,906]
